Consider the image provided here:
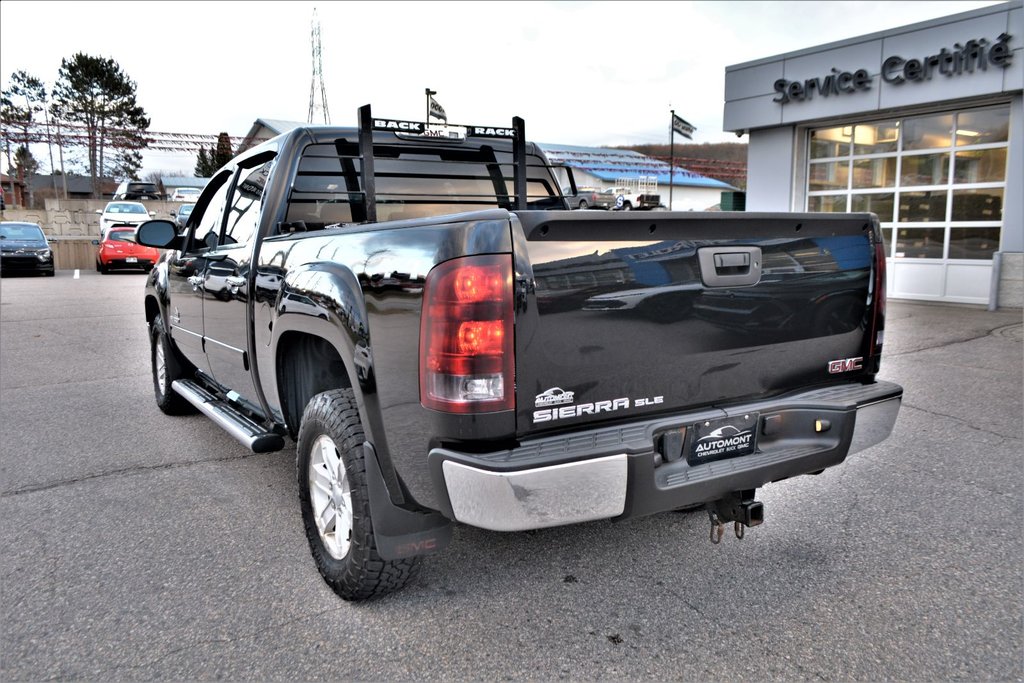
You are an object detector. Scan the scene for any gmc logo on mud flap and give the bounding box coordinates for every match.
[394,538,437,556]
[828,357,863,374]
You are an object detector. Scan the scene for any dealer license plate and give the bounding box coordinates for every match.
[688,413,759,465]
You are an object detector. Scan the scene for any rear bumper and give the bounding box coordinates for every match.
[101,257,155,270]
[429,381,902,531]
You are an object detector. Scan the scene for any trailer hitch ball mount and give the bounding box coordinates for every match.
[706,490,764,544]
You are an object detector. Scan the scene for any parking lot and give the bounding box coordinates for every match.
[1,270,1021,681]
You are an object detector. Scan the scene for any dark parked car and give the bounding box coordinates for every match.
[114,181,162,201]
[0,222,55,276]
[171,203,195,229]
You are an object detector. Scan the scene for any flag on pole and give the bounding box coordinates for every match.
[672,113,695,140]
[429,95,447,122]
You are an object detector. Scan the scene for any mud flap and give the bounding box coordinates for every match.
[363,443,452,561]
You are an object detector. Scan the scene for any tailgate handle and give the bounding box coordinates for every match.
[699,246,762,287]
[714,252,750,269]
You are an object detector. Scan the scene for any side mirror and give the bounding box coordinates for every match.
[95,210,102,215]
[137,220,181,250]
[91,239,99,246]
[149,211,156,217]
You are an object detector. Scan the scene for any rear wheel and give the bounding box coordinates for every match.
[297,389,419,600]
[578,200,588,209]
[150,314,193,415]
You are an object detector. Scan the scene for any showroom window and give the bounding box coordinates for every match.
[807,105,1009,261]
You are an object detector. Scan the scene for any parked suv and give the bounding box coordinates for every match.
[114,181,162,201]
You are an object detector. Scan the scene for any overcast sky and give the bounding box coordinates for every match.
[0,0,1005,177]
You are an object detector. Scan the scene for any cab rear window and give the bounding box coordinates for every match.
[285,141,561,229]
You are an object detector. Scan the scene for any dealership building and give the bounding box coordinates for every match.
[724,1,1022,307]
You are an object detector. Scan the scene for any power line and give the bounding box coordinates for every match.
[0,121,248,153]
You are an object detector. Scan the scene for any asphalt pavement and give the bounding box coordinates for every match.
[1,269,1021,681]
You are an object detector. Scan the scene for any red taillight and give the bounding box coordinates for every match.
[420,254,515,413]
[457,321,506,356]
[453,266,506,303]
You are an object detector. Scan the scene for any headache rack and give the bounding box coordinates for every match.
[282,103,563,231]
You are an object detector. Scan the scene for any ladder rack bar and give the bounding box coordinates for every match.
[513,116,526,211]
[358,104,377,223]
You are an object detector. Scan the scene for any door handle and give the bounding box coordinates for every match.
[225,275,246,295]
[698,246,762,287]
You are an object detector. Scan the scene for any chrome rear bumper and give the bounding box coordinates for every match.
[442,455,627,532]
[434,381,902,532]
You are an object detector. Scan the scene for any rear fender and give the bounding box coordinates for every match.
[270,261,371,418]
[270,262,409,505]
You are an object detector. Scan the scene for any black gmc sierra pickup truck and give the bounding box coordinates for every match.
[137,105,902,600]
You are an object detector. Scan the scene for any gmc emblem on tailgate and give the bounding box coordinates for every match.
[828,357,864,374]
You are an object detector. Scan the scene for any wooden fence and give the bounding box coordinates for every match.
[50,236,98,270]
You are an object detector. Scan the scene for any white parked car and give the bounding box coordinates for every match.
[170,187,201,202]
[96,201,155,236]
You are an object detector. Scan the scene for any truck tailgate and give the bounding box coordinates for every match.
[513,211,881,437]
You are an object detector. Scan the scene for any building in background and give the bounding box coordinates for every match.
[26,174,118,202]
[724,1,1022,308]
[538,144,736,211]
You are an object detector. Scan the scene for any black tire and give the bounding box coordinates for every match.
[579,200,588,209]
[297,389,419,600]
[44,270,55,277]
[622,202,633,211]
[99,261,109,274]
[150,314,194,415]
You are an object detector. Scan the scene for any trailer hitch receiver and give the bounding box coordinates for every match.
[706,490,763,543]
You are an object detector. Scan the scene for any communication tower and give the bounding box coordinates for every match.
[308,8,331,124]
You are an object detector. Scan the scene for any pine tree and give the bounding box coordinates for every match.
[50,53,150,198]
[194,147,215,177]
[213,132,233,168]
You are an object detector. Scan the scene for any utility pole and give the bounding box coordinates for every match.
[669,108,675,211]
[43,98,58,198]
[5,137,14,208]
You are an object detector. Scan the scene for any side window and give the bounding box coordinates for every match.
[222,159,275,246]
[192,178,231,251]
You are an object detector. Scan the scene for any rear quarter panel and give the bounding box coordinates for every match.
[255,211,515,509]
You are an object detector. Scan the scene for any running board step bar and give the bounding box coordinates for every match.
[172,379,284,453]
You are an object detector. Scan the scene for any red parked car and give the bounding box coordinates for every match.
[94,226,160,273]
